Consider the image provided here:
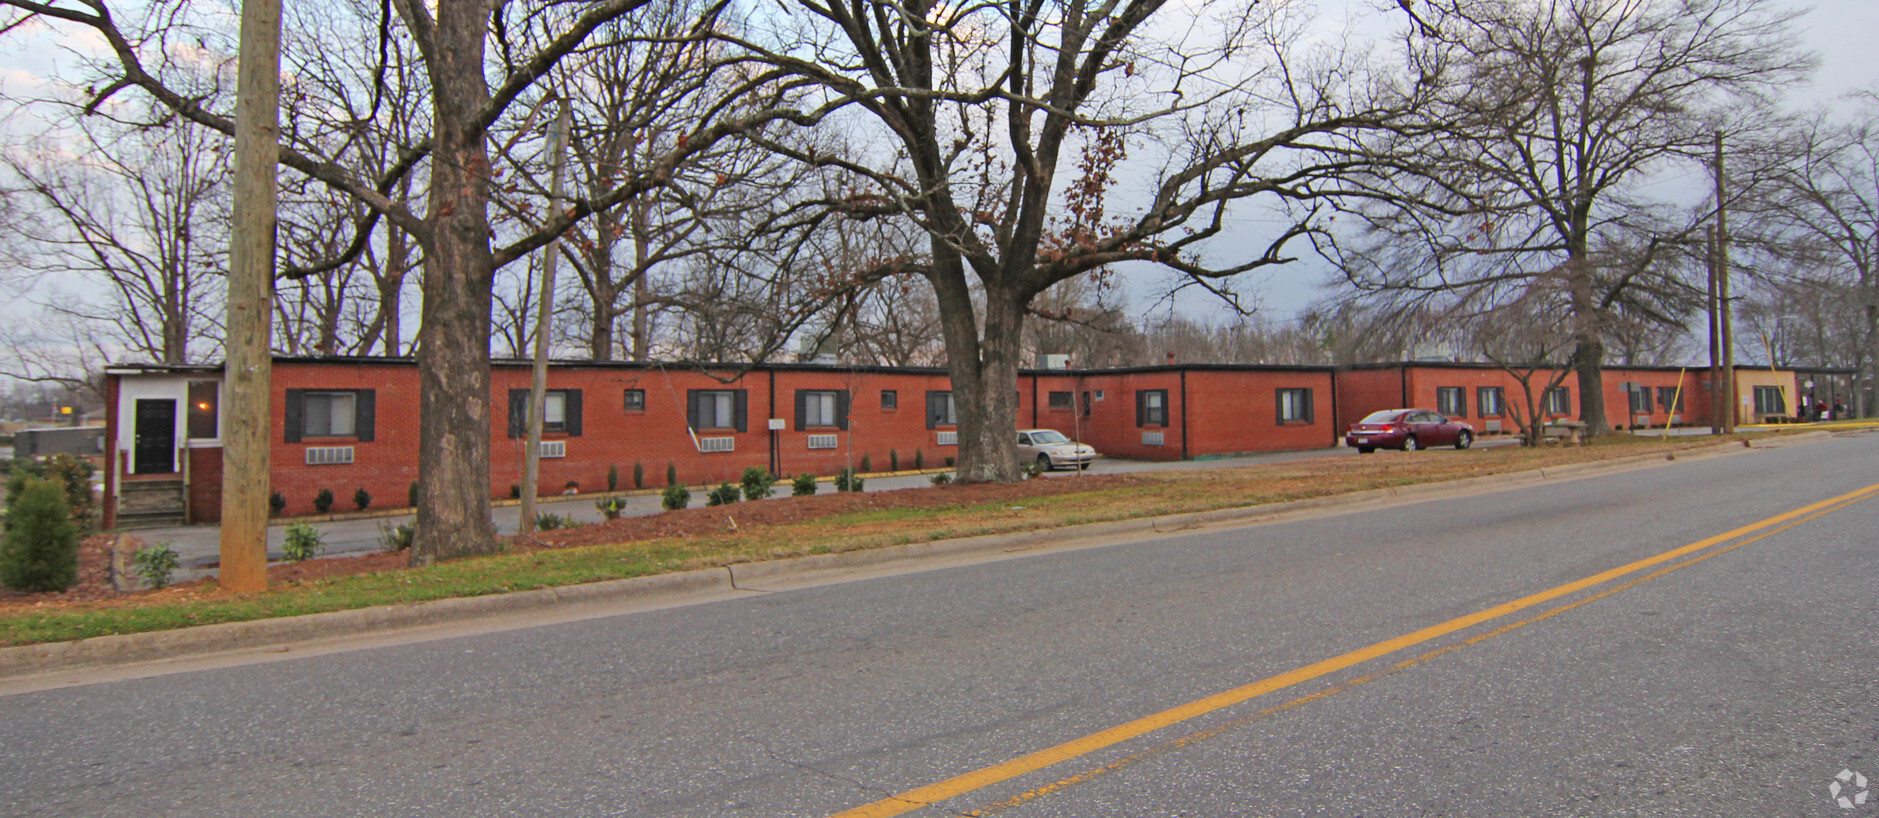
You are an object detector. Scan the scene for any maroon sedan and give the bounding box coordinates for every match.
[1345,409,1474,453]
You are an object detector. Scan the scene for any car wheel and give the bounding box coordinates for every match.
[1037,454,1053,471]
[1455,430,1473,450]
[1357,446,1375,454]
[1403,435,1420,451]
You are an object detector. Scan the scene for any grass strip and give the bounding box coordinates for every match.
[0,434,1760,647]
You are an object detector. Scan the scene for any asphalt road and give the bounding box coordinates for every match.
[5,432,1876,817]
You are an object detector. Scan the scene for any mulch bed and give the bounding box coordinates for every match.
[0,474,1145,611]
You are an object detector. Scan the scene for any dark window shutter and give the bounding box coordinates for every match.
[1304,389,1314,424]
[794,390,807,431]
[507,390,527,438]
[284,389,306,443]
[355,390,376,441]
[837,391,850,430]
[565,389,583,436]
[1136,391,1147,427]
[686,390,700,429]
[927,391,942,429]
[733,390,748,432]
[1273,390,1283,424]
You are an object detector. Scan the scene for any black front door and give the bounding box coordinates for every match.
[133,399,177,475]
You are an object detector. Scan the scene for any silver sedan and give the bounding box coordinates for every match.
[1017,428,1098,470]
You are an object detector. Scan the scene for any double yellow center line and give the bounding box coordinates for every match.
[832,481,1879,817]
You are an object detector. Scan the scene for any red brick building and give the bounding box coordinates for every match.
[99,357,1790,527]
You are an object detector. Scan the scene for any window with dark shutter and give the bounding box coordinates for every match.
[926,391,955,428]
[688,389,747,431]
[1136,390,1168,427]
[1276,388,1313,423]
[881,390,897,410]
[287,389,374,440]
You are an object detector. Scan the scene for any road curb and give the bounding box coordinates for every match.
[0,567,731,679]
[0,438,1768,680]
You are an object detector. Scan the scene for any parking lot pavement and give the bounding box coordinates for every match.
[126,436,1531,579]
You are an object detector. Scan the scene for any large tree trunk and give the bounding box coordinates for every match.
[409,5,499,565]
[1573,336,1609,434]
[932,254,1022,483]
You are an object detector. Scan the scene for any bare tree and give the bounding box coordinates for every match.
[1332,0,1811,436]
[0,0,842,561]
[1,109,230,366]
[734,0,1435,481]
[1749,91,1879,415]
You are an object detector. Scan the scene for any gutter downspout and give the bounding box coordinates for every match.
[1400,363,1410,409]
[1179,369,1190,460]
[768,368,778,477]
[1327,369,1339,448]
[1031,372,1039,428]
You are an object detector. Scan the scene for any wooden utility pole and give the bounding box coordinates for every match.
[220,0,282,592]
[1706,226,1721,435]
[519,99,571,534]
[1715,132,1736,434]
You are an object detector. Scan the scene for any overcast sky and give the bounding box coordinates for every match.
[1,0,1874,362]
[1149,0,1879,325]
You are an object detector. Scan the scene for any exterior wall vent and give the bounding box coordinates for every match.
[1142,431,1165,447]
[806,434,838,450]
[539,440,566,459]
[698,436,735,453]
[936,431,959,446]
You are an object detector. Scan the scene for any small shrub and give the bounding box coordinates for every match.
[944,456,955,467]
[860,454,872,473]
[377,521,415,552]
[353,487,372,511]
[740,467,776,501]
[889,450,900,471]
[407,481,418,508]
[633,462,645,489]
[1022,460,1047,479]
[312,488,335,514]
[534,512,580,531]
[509,484,521,499]
[0,479,78,592]
[706,482,741,506]
[914,450,925,470]
[929,472,953,486]
[661,484,691,511]
[607,465,620,492]
[269,491,286,516]
[281,523,324,562]
[792,472,818,497]
[563,480,580,495]
[43,454,96,528]
[835,468,865,493]
[666,462,678,487]
[595,497,626,520]
[132,541,180,589]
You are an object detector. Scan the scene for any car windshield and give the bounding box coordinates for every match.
[1027,430,1069,444]
[1358,411,1405,424]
